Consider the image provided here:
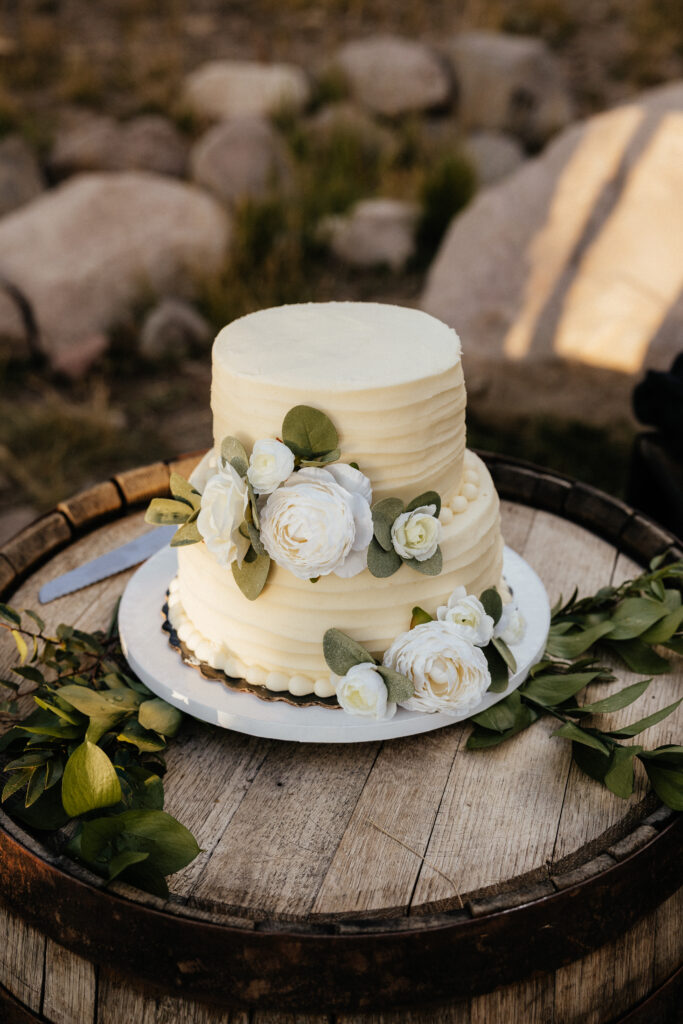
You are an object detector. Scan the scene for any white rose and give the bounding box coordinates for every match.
[436,586,494,647]
[391,505,441,562]
[383,621,490,716]
[247,439,295,495]
[259,467,373,579]
[495,601,526,646]
[189,448,220,493]
[196,464,249,568]
[335,662,396,720]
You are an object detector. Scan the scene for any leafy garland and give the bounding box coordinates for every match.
[0,557,680,904]
[0,602,199,896]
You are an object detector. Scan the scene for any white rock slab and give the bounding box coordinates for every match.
[183,59,310,121]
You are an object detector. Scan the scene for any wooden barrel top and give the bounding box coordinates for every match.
[0,453,681,1018]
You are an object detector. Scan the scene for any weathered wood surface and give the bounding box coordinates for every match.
[0,459,681,1023]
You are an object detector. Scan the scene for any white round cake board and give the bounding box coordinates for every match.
[119,545,550,744]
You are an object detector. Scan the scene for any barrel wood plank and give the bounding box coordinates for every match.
[0,458,680,1024]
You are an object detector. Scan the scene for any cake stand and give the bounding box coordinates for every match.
[118,545,550,743]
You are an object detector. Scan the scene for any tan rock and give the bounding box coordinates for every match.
[183,60,310,121]
[189,118,291,205]
[322,198,419,271]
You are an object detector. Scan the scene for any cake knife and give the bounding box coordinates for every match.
[38,525,176,604]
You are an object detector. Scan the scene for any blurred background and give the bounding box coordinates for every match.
[0,0,682,543]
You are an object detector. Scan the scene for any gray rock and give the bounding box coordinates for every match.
[139,298,212,361]
[183,60,310,121]
[305,102,398,162]
[447,31,573,146]
[50,114,187,177]
[0,135,45,216]
[421,82,683,398]
[334,36,452,118]
[322,198,419,271]
[0,171,230,371]
[189,118,291,206]
[465,131,525,185]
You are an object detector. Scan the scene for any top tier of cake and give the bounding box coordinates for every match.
[211,302,467,502]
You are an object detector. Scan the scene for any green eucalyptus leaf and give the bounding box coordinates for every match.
[521,671,602,707]
[606,639,670,675]
[552,722,610,754]
[323,628,374,677]
[480,589,503,626]
[605,698,682,738]
[59,683,141,716]
[246,480,260,529]
[410,606,434,628]
[220,436,249,476]
[0,603,21,626]
[24,609,45,631]
[299,448,341,467]
[572,741,610,784]
[367,538,402,578]
[574,679,651,715]
[371,498,404,552]
[170,519,203,547]
[12,665,44,684]
[404,490,442,517]
[404,547,443,577]
[108,849,150,881]
[145,498,192,526]
[377,666,414,702]
[2,769,31,802]
[246,521,266,556]
[114,809,200,875]
[484,643,509,693]
[138,698,182,738]
[282,405,339,458]
[25,764,48,807]
[119,861,169,898]
[639,744,683,765]
[62,741,123,818]
[492,636,517,673]
[232,551,271,601]
[545,621,614,659]
[169,473,201,510]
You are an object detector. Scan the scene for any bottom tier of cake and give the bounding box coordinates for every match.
[170,450,504,696]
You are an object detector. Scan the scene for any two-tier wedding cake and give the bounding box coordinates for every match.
[151,302,520,722]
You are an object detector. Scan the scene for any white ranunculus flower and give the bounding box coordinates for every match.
[325,462,373,505]
[335,662,396,720]
[259,467,373,579]
[189,448,220,493]
[196,464,250,568]
[436,586,495,647]
[391,505,441,562]
[495,600,526,646]
[247,439,295,495]
[383,621,490,716]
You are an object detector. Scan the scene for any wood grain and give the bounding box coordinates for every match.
[42,939,96,1024]
[0,905,45,1012]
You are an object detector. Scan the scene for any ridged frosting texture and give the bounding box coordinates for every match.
[177,451,503,684]
[211,302,466,503]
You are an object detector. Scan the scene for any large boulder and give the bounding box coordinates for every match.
[0,135,45,217]
[0,172,230,371]
[333,36,452,117]
[465,131,525,185]
[183,60,310,121]
[421,83,683,423]
[447,31,573,147]
[50,114,188,178]
[321,198,419,271]
[189,118,292,205]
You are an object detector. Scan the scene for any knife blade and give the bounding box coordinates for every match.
[38,525,177,604]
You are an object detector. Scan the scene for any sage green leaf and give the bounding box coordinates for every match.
[466,703,537,749]
[246,521,266,556]
[24,609,45,631]
[367,538,402,578]
[480,588,503,626]
[639,744,683,765]
[607,596,670,640]
[11,630,28,664]
[232,551,270,601]
[79,815,125,861]
[640,604,683,644]
[606,638,670,675]
[170,519,202,547]
[405,490,442,517]
[5,751,50,771]
[521,671,602,706]
[377,666,414,702]
[371,498,404,552]
[16,708,83,740]
[410,606,434,628]
[641,761,683,810]
[108,849,150,881]
[484,643,509,693]
[144,498,191,526]
[552,722,610,754]
[323,628,374,676]
[117,718,167,752]
[115,809,200,874]
[169,473,201,510]
[574,679,651,715]
[471,691,523,732]
[62,741,123,817]
[492,636,517,673]
[606,698,682,738]
[282,405,339,458]
[221,436,249,476]
[246,480,260,529]
[138,698,182,738]
[604,745,641,799]
[545,621,614,659]
[405,547,443,577]
[0,604,21,626]
[299,448,341,467]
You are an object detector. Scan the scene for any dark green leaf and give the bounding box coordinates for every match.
[410,606,434,628]
[24,609,45,631]
[220,436,249,476]
[85,713,124,745]
[367,537,402,578]
[377,666,413,703]
[371,498,404,552]
[572,741,611,784]
[114,809,200,875]
[323,628,374,677]
[138,698,182,738]
[62,741,123,817]
[2,769,30,802]
[4,783,69,830]
[404,490,442,517]
[471,691,523,732]
[606,698,682,738]
[575,679,651,715]
[522,671,601,707]
[604,745,641,799]
[639,744,683,765]
[607,638,670,675]
[484,643,509,693]
[480,588,503,626]
[492,636,517,673]
[170,520,202,547]
[231,551,271,601]
[119,861,169,898]
[117,719,167,753]
[545,621,614,659]
[607,597,669,640]
[552,722,610,754]
[0,604,21,626]
[12,665,44,684]
[299,448,341,467]
[282,406,338,458]
[108,849,150,881]
[467,703,537,748]
[25,764,48,807]
[639,605,683,644]
[641,761,683,810]
[145,498,192,526]
[405,547,443,577]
